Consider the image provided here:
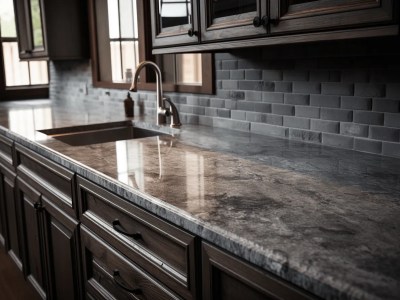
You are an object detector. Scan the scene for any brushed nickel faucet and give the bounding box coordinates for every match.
[130,61,182,128]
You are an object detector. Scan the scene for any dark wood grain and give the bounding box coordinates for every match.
[78,176,199,299]
[202,242,319,300]
[0,245,41,300]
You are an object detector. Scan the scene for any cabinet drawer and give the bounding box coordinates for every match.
[15,144,76,217]
[81,225,180,300]
[78,176,197,299]
[0,135,14,169]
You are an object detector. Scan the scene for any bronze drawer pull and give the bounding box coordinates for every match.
[112,219,142,240]
[113,269,142,294]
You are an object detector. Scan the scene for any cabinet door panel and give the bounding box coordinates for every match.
[3,171,24,269]
[17,177,46,298]
[0,173,7,248]
[200,0,267,41]
[42,195,81,300]
[270,0,395,33]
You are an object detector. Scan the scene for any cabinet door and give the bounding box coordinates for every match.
[17,177,47,299]
[200,0,267,42]
[2,168,24,269]
[202,243,316,300]
[270,0,395,34]
[151,0,200,47]
[14,0,47,59]
[42,195,81,300]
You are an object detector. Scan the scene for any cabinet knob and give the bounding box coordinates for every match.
[253,16,279,27]
[187,28,198,37]
[253,16,263,27]
[112,219,142,240]
[113,269,142,294]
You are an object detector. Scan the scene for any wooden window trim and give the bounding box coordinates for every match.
[0,39,48,101]
[88,0,214,94]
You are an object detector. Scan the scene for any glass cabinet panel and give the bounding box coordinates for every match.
[29,0,44,49]
[210,0,257,21]
[158,0,192,29]
[200,0,266,42]
[151,0,198,48]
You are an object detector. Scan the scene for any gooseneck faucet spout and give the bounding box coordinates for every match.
[130,61,182,128]
[130,61,168,126]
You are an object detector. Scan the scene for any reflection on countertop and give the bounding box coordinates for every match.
[1,99,400,300]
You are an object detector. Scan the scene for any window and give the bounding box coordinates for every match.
[89,0,213,94]
[0,0,48,100]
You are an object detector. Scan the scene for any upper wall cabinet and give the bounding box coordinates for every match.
[13,0,89,60]
[151,0,399,54]
[150,0,200,47]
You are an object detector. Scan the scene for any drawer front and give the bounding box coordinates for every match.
[15,144,76,217]
[81,225,180,300]
[0,135,14,169]
[78,176,197,299]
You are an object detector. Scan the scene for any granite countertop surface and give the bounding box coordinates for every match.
[0,99,399,300]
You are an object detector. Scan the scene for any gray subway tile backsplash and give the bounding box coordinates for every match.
[50,46,400,158]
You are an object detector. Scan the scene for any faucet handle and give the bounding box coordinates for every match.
[163,97,182,128]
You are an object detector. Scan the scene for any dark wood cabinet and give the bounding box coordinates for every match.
[202,242,317,300]
[151,0,200,47]
[15,144,81,299]
[13,0,89,60]
[17,177,47,298]
[152,0,398,54]
[0,135,24,270]
[270,0,395,34]
[77,176,198,299]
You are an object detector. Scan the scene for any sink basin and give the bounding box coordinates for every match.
[39,121,168,146]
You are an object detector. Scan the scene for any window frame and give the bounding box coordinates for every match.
[0,35,48,101]
[88,0,214,94]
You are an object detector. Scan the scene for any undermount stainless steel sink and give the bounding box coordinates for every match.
[39,121,168,146]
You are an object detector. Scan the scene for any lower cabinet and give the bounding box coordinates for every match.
[15,144,81,299]
[202,242,317,300]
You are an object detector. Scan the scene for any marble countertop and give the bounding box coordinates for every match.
[1,99,399,300]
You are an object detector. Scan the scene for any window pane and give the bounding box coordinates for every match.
[0,0,17,37]
[108,0,120,38]
[176,54,202,85]
[29,61,49,85]
[119,0,134,38]
[121,41,138,82]
[2,42,48,86]
[110,41,122,82]
[30,0,44,48]
[2,42,30,86]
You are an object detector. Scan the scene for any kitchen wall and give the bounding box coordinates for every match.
[50,38,400,158]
